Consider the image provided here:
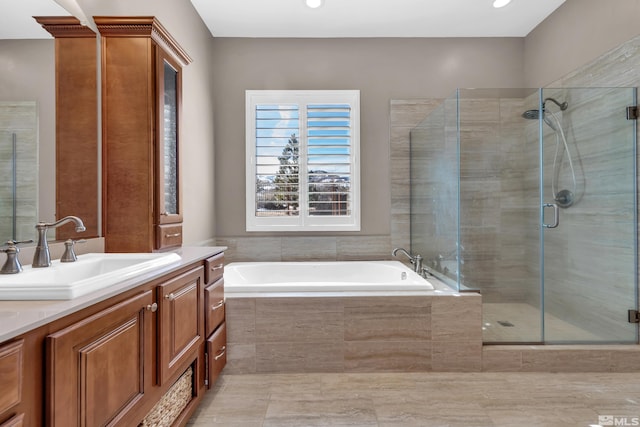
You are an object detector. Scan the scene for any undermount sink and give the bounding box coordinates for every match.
[0,253,182,300]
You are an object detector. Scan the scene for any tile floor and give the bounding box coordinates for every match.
[187,371,640,426]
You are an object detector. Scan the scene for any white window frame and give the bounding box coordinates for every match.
[246,90,360,232]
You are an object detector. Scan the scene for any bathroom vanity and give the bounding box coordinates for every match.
[0,246,226,427]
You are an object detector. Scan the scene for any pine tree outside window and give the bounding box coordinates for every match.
[246,90,360,231]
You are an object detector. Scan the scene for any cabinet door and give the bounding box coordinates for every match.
[46,291,154,427]
[156,48,182,227]
[158,267,203,384]
[0,339,23,416]
[0,414,24,427]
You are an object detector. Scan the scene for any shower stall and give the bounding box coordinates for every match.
[410,88,638,344]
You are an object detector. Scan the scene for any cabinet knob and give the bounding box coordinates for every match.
[211,300,224,311]
[165,293,175,301]
[146,303,158,312]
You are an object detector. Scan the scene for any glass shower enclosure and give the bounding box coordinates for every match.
[410,88,638,344]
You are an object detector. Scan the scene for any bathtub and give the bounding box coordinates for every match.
[222,260,474,374]
[224,260,435,294]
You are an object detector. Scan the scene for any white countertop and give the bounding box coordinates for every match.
[0,246,226,343]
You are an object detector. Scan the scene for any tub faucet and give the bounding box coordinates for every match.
[392,247,423,274]
[32,216,86,268]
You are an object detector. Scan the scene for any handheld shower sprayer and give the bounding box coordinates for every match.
[521,96,576,209]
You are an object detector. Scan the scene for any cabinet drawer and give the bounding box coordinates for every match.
[0,339,23,414]
[204,253,224,284]
[0,413,24,427]
[205,278,225,337]
[156,223,183,250]
[206,323,226,389]
[158,267,203,384]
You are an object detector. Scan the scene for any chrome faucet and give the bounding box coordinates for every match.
[392,247,423,274]
[32,216,86,268]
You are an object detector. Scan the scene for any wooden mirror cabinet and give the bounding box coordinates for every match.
[39,16,191,252]
[96,17,191,252]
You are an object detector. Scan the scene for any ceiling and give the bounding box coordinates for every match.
[0,0,70,39]
[190,0,567,38]
[0,0,567,40]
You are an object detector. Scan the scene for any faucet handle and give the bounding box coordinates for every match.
[61,239,86,263]
[2,239,33,248]
[0,240,32,274]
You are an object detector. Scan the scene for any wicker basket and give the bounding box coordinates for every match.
[140,366,193,427]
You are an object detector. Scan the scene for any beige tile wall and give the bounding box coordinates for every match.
[225,293,482,374]
[0,101,38,243]
[216,235,391,263]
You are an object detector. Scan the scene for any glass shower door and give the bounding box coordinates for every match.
[541,87,638,343]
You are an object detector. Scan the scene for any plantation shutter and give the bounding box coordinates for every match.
[246,90,360,231]
[254,105,300,217]
[307,104,352,216]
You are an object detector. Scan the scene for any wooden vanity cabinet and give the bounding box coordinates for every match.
[46,291,155,427]
[0,250,224,426]
[95,17,192,253]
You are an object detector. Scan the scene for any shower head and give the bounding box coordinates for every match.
[522,109,540,120]
[521,97,568,121]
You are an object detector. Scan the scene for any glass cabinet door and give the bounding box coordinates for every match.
[157,51,182,224]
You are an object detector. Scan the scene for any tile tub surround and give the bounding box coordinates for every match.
[225,293,483,374]
[224,291,640,374]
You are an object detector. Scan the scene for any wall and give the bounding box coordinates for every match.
[0,40,55,226]
[524,0,640,87]
[211,37,524,262]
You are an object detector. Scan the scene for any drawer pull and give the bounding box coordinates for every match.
[165,293,175,301]
[146,302,158,312]
[214,346,226,361]
[164,232,181,238]
[211,264,224,271]
[211,300,224,311]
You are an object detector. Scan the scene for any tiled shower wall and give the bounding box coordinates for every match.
[0,101,38,242]
[398,94,540,306]
[538,37,640,339]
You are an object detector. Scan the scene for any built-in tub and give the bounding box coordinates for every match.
[224,260,435,294]
[222,261,477,374]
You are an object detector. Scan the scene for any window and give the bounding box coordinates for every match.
[246,90,360,231]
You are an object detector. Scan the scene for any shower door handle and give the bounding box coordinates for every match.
[542,203,559,228]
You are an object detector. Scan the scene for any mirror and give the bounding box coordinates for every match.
[162,60,179,216]
[0,0,97,244]
[0,101,38,242]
